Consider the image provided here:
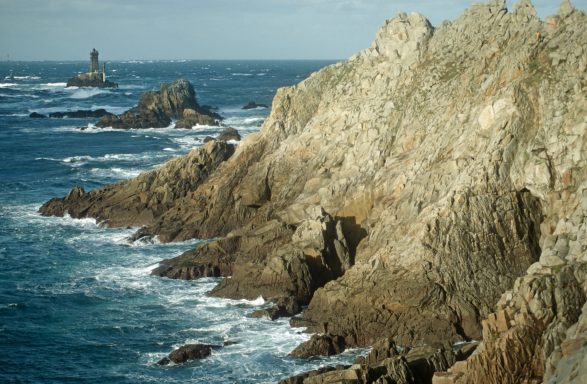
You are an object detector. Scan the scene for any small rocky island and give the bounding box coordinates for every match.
[66,48,118,88]
[96,79,222,129]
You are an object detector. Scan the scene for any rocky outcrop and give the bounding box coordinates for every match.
[203,127,242,143]
[242,101,269,110]
[39,140,234,227]
[29,112,47,118]
[42,0,587,380]
[96,79,220,129]
[48,109,114,119]
[290,334,346,358]
[281,338,458,384]
[157,343,215,365]
[66,74,118,88]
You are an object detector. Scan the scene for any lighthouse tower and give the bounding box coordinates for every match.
[90,48,99,73]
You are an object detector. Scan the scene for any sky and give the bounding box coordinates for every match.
[0,0,585,61]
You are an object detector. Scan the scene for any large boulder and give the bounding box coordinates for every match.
[96,79,220,129]
[289,334,347,358]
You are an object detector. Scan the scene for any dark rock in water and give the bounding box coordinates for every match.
[289,334,346,358]
[49,109,114,119]
[97,79,220,129]
[242,101,268,110]
[29,112,47,118]
[203,128,242,143]
[66,75,118,88]
[223,340,238,347]
[217,127,241,142]
[157,344,214,365]
[175,107,219,128]
[251,297,302,320]
[128,226,154,243]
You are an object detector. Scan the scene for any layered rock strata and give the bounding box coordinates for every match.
[282,338,460,384]
[41,0,587,381]
[40,140,234,228]
[96,79,220,129]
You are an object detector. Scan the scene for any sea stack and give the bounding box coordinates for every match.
[66,48,118,88]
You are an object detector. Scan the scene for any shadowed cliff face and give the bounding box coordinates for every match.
[40,0,587,381]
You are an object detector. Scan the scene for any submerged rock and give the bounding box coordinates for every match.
[96,79,220,129]
[29,112,47,118]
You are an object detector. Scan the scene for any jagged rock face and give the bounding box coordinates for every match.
[39,140,234,227]
[41,0,587,379]
[96,79,219,129]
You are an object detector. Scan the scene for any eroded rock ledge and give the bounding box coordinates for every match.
[41,0,587,381]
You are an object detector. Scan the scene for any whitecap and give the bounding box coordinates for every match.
[42,82,67,87]
[89,167,142,179]
[68,88,110,99]
[162,147,175,152]
[12,75,41,80]
[0,83,17,88]
[231,73,254,76]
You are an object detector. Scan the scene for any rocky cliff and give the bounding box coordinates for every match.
[40,0,587,382]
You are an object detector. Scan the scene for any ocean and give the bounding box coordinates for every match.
[0,60,366,383]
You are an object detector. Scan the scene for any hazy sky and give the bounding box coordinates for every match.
[0,0,585,61]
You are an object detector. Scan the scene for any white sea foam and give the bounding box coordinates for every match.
[42,82,66,87]
[0,83,17,88]
[89,167,142,179]
[68,88,110,99]
[12,75,41,80]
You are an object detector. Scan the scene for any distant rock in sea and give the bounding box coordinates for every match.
[96,79,221,129]
[66,48,118,89]
[29,112,47,118]
[242,101,268,110]
[48,109,114,119]
[157,343,216,365]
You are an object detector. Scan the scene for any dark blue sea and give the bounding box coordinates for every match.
[0,60,365,383]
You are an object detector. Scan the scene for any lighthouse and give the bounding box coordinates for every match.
[65,48,118,88]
